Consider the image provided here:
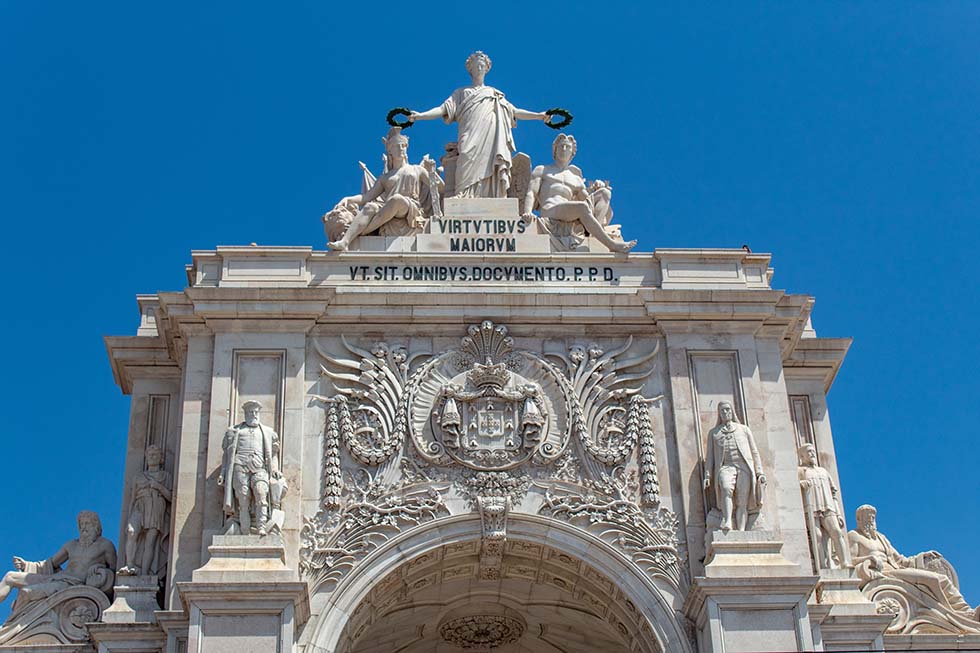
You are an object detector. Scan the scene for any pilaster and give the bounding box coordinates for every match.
[177,535,309,653]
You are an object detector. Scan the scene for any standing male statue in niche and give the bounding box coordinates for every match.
[704,401,766,531]
[849,504,980,620]
[119,444,172,576]
[218,400,282,536]
[326,126,444,251]
[523,133,636,253]
[0,511,116,611]
[798,443,849,570]
[409,51,550,199]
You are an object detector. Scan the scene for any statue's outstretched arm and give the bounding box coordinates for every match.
[410,107,445,121]
[512,106,547,121]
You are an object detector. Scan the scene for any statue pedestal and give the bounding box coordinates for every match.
[177,535,309,653]
[89,576,168,652]
[807,569,891,651]
[102,575,161,624]
[684,530,819,652]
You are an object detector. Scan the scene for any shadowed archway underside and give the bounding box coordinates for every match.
[338,539,664,652]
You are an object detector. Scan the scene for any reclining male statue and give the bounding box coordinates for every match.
[0,511,115,621]
[849,504,979,624]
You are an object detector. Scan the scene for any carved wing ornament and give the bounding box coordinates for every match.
[313,336,432,466]
[543,338,661,466]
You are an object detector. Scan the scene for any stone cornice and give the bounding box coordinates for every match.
[184,286,335,332]
[104,334,180,395]
[105,246,850,392]
[783,337,852,392]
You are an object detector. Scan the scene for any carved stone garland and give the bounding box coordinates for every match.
[322,401,343,509]
[633,396,661,507]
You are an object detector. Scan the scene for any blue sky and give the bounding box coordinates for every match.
[2,1,979,619]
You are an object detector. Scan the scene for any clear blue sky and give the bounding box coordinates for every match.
[2,1,979,620]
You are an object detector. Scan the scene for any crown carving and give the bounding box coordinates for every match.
[467,363,510,388]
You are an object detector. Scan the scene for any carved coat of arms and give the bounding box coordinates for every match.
[435,363,547,470]
[409,321,567,472]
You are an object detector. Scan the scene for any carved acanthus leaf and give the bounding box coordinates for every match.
[538,473,685,591]
[300,471,448,594]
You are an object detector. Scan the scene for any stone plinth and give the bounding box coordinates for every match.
[685,530,819,652]
[702,530,802,578]
[807,569,891,651]
[87,622,167,653]
[101,576,161,624]
[178,535,309,653]
[190,535,296,584]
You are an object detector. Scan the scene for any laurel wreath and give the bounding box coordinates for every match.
[544,108,573,130]
[386,107,414,129]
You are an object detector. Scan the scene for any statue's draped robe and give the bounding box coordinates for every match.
[131,469,172,533]
[8,559,82,617]
[441,85,516,198]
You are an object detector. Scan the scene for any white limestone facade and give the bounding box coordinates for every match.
[1,223,976,651]
[83,230,961,652]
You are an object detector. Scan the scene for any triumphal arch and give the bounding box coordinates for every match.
[3,52,978,652]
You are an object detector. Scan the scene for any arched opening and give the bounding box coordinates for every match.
[304,515,691,653]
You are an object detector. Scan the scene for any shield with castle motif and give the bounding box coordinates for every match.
[435,362,547,470]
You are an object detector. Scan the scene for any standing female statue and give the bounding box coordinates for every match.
[409,51,549,199]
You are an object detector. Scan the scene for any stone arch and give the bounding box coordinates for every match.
[302,514,693,653]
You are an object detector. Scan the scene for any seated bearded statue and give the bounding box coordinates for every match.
[849,504,980,632]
